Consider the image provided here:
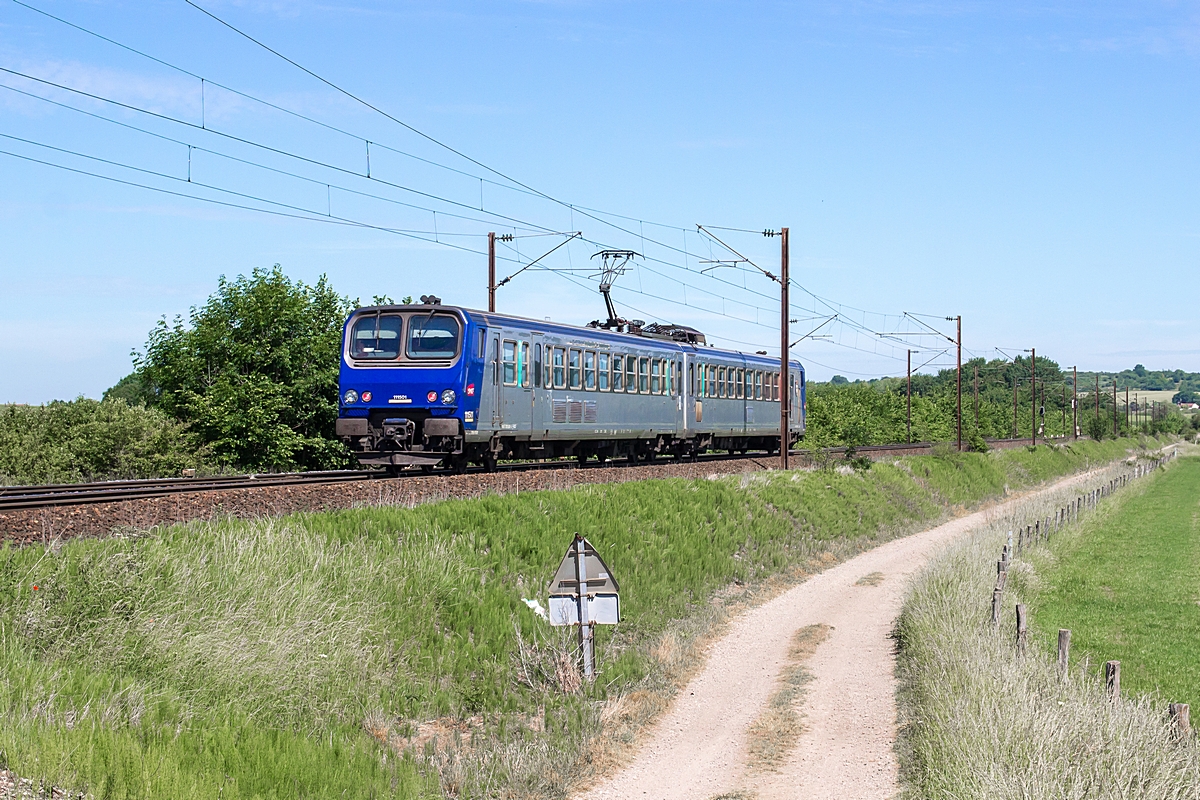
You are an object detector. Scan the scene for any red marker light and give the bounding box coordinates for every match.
[361,391,372,403]
[466,383,475,397]
[427,391,437,402]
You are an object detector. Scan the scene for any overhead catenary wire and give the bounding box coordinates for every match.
[0,66,560,235]
[9,0,1034,375]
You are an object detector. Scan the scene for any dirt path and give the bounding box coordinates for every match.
[578,469,1105,800]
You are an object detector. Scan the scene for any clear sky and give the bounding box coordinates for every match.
[2,0,1198,403]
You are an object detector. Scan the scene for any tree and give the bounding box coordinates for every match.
[134,265,355,472]
[1172,390,1198,405]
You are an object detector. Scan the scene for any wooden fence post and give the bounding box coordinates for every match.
[992,588,1002,626]
[1105,661,1121,698]
[1169,703,1191,738]
[1016,603,1028,655]
[1057,629,1071,677]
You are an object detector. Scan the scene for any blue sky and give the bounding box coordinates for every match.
[2,0,1198,402]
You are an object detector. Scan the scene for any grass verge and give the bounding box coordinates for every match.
[895,445,1200,799]
[0,437,1166,799]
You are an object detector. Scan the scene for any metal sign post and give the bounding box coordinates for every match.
[548,533,620,681]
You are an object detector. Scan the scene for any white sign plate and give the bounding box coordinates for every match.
[549,594,620,627]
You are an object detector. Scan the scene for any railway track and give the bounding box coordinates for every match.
[0,438,1038,513]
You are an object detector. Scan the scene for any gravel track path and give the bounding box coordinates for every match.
[579,469,1105,800]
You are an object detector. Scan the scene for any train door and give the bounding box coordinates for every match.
[684,353,699,428]
[530,338,548,440]
[674,357,686,435]
[498,338,533,433]
[491,335,501,427]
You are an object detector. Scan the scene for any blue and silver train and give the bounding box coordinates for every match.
[335,298,805,472]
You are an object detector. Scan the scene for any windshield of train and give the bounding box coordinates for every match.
[407,314,461,359]
[349,314,402,359]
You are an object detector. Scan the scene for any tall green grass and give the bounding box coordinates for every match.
[896,448,1200,799]
[0,437,1163,798]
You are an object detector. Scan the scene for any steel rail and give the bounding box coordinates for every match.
[0,438,1038,512]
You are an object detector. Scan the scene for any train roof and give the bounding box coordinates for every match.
[350,303,803,370]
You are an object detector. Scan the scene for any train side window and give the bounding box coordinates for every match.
[520,342,531,387]
[568,349,582,389]
[638,357,649,393]
[709,365,717,398]
[598,352,610,391]
[717,366,725,398]
[736,368,744,399]
[650,359,661,394]
[754,371,762,400]
[744,369,752,399]
[502,340,517,385]
[477,329,487,359]
[534,344,542,388]
[552,347,566,388]
[613,355,624,392]
[772,373,779,401]
[584,351,596,390]
[670,361,677,396]
[625,355,636,393]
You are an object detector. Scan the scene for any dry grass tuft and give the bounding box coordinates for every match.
[745,623,831,771]
[855,571,886,586]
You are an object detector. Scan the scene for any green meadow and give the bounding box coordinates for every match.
[1033,454,1200,708]
[0,437,1159,799]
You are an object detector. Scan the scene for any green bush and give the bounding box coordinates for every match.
[0,399,212,485]
[133,265,355,472]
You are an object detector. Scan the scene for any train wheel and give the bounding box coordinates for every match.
[482,453,498,473]
[420,464,434,475]
[451,455,469,475]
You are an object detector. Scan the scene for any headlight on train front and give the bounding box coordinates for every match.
[342,389,358,405]
[441,389,456,405]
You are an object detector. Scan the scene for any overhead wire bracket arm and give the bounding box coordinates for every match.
[696,224,777,282]
[789,314,838,348]
[496,232,581,288]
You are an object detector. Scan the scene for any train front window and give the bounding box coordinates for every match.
[407,314,461,359]
[349,314,402,359]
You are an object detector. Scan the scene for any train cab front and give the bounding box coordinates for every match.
[335,303,480,472]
